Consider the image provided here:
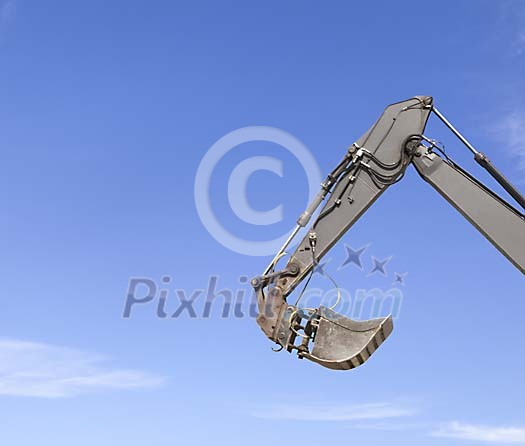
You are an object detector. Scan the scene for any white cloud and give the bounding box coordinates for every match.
[251,401,417,422]
[349,421,426,432]
[251,398,525,442]
[518,31,525,55]
[0,0,16,32]
[493,111,525,173]
[0,339,165,398]
[433,422,525,444]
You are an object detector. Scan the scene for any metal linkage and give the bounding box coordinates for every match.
[433,106,525,211]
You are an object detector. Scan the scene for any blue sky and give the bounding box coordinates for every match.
[1,1,525,445]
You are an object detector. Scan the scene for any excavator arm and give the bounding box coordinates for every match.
[251,96,525,370]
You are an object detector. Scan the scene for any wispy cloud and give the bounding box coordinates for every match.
[0,0,16,33]
[0,339,166,398]
[492,111,525,175]
[433,422,525,444]
[499,0,525,56]
[517,30,525,55]
[251,398,525,442]
[251,401,417,422]
[350,421,428,432]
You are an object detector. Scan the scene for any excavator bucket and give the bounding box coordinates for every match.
[252,282,394,370]
[301,307,393,370]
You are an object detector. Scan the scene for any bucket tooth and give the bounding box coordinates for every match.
[302,306,393,371]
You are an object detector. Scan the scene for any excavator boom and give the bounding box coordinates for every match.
[251,96,525,370]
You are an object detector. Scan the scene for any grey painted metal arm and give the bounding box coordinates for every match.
[251,95,524,371]
[251,97,433,370]
[411,147,525,273]
[278,96,433,296]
